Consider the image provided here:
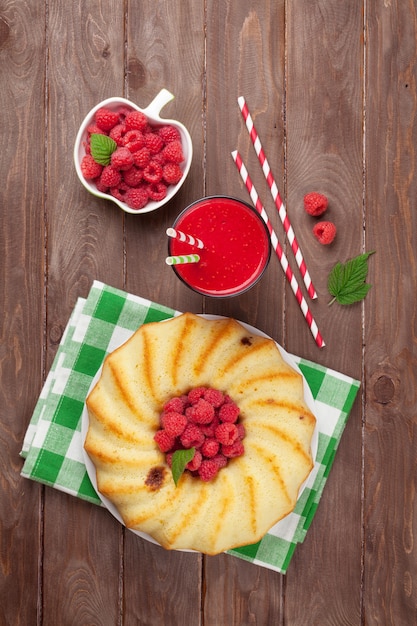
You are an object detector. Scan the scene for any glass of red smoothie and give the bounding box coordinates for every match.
[168,196,271,297]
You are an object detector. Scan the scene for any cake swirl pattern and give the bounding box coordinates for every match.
[84,312,316,554]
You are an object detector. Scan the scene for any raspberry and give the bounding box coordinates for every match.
[186,398,215,424]
[215,422,239,445]
[162,140,184,164]
[147,182,167,202]
[95,179,109,193]
[219,402,240,423]
[201,438,220,458]
[95,107,119,131]
[162,163,183,185]
[203,388,225,408]
[198,459,219,482]
[200,416,220,438]
[100,166,122,188]
[86,123,106,137]
[187,387,206,404]
[313,221,337,245]
[125,186,149,210]
[163,397,186,413]
[80,155,103,180]
[180,423,205,448]
[236,423,246,440]
[109,123,126,146]
[222,440,244,458]
[158,125,181,143]
[133,147,151,168]
[123,129,145,152]
[125,110,148,131]
[143,161,163,184]
[303,192,328,217]
[144,132,164,154]
[110,182,128,202]
[123,166,143,187]
[154,429,175,453]
[186,449,202,471]
[212,454,228,469]
[161,411,187,436]
[111,147,134,170]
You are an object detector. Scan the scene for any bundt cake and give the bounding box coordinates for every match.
[84,313,316,554]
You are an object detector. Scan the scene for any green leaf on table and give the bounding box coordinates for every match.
[171,447,195,486]
[90,133,117,166]
[328,251,375,305]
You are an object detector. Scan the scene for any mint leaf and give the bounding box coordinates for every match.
[328,251,375,305]
[171,448,195,486]
[90,133,117,166]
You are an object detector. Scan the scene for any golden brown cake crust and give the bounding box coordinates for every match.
[84,313,316,555]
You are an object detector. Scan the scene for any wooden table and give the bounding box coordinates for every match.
[1,1,416,624]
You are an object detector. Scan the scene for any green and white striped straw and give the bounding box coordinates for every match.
[165,254,200,265]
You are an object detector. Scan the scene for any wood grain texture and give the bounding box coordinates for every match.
[0,2,46,625]
[42,1,125,624]
[364,0,417,623]
[284,3,364,625]
[1,0,416,623]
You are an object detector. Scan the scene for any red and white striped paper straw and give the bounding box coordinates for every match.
[232,150,325,348]
[166,227,204,249]
[238,96,317,300]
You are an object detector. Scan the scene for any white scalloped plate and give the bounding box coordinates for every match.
[81,315,319,550]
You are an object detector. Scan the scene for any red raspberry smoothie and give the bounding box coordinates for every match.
[168,196,271,296]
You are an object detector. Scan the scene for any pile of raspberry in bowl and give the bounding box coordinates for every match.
[80,105,186,211]
[154,387,246,482]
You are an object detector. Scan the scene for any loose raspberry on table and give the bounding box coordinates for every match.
[143,161,163,184]
[180,423,205,449]
[303,192,328,217]
[215,422,239,446]
[100,166,122,188]
[198,459,219,482]
[111,147,134,170]
[154,429,176,453]
[158,125,181,143]
[144,131,164,155]
[313,221,337,245]
[80,154,103,180]
[162,140,185,164]
[161,411,188,437]
[219,402,240,423]
[125,110,148,131]
[162,163,183,185]
[124,186,149,210]
[147,182,167,202]
[95,107,119,132]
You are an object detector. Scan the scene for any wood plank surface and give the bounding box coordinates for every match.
[1,0,416,624]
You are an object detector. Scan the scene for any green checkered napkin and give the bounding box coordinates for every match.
[21,281,360,574]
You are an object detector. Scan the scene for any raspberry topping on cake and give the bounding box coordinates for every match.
[154,387,245,483]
